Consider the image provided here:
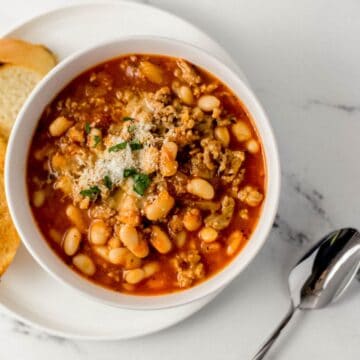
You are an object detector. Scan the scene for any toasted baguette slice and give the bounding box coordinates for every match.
[0,38,57,76]
[0,135,20,275]
[0,39,56,275]
[0,64,43,138]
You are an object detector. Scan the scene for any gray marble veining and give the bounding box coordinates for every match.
[306,99,360,114]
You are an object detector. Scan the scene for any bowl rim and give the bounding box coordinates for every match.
[5,35,280,310]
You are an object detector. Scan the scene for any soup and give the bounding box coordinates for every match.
[27,55,265,295]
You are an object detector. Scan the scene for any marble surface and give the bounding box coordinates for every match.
[1,0,360,358]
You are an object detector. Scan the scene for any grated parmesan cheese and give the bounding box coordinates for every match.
[75,143,134,192]
[135,120,154,143]
[73,123,156,197]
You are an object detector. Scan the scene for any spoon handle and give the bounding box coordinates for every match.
[252,304,297,360]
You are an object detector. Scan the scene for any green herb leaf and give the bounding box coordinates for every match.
[133,173,151,196]
[80,186,100,199]
[85,122,91,134]
[123,116,134,122]
[129,140,143,151]
[103,175,112,190]
[123,168,151,195]
[93,135,101,147]
[123,167,138,178]
[108,142,127,152]
[128,125,136,133]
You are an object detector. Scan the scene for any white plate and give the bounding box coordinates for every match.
[0,0,245,340]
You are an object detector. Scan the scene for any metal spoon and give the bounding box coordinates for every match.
[253,228,360,360]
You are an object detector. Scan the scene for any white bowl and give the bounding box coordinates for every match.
[5,36,280,310]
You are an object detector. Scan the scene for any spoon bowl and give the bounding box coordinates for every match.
[289,228,360,309]
[253,227,360,359]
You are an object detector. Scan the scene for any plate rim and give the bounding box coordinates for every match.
[0,290,218,340]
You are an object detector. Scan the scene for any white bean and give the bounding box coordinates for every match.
[66,205,86,232]
[231,121,251,142]
[108,247,128,265]
[214,126,230,147]
[145,190,175,221]
[178,85,193,105]
[89,220,111,245]
[187,178,215,200]
[63,227,82,256]
[32,190,45,208]
[49,116,73,136]
[150,226,172,254]
[160,142,178,177]
[139,61,163,84]
[72,254,96,276]
[199,227,218,243]
[198,95,220,112]
[119,224,149,258]
[143,262,160,278]
[226,230,244,256]
[124,269,145,284]
[246,139,260,154]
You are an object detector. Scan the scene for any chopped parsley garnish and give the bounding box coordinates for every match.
[80,186,100,199]
[128,124,136,133]
[133,173,151,196]
[85,122,91,134]
[129,140,143,150]
[123,116,134,122]
[108,140,143,152]
[123,167,138,178]
[108,142,127,152]
[93,135,101,147]
[123,168,151,195]
[103,175,112,190]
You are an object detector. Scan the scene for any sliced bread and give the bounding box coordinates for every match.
[0,64,43,138]
[0,135,20,275]
[0,38,56,275]
[0,38,57,76]
[0,38,57,139]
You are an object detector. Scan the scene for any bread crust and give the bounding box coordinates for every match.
[0,135,20,276]
[0,38,57,275]
[0,38,57,139]
[0,38,57,75]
